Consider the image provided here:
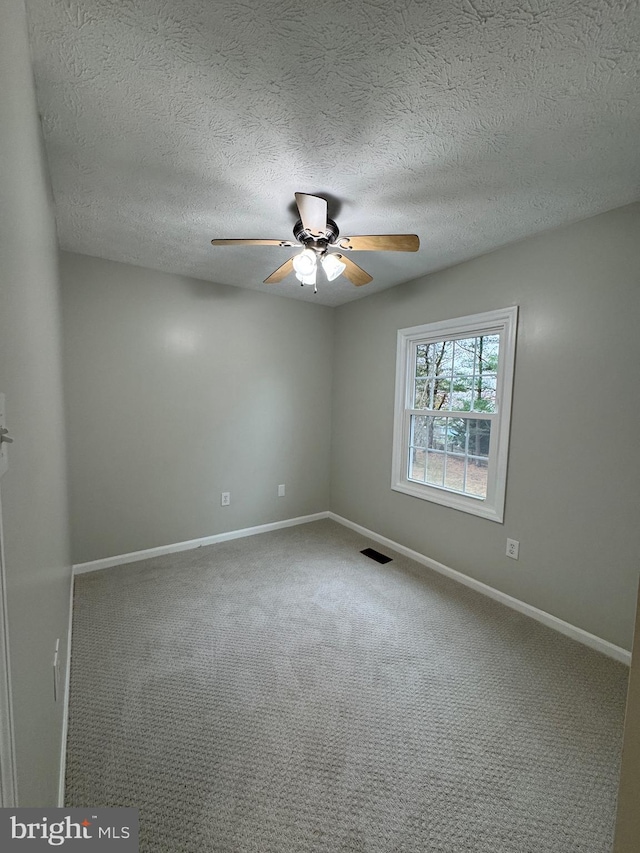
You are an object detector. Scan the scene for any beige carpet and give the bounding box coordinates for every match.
[65,519,628,852]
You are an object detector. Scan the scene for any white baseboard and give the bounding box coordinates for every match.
[71,509,631,665]
[328,513,631,666]
[58,570,74,807]
[72,512,331,575]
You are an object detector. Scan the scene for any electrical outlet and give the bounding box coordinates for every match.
[278,484,285,497]
[221,492,230,506]
[506,538,520,560]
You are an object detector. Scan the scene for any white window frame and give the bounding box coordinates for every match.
[391,306,518,523]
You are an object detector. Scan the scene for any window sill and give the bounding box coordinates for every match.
[391,480,504,523]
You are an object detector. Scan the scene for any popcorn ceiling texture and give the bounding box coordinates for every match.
[26,0,640,306]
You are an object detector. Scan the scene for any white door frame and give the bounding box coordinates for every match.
[0,488,18,806]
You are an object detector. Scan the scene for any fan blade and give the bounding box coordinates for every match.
[211,238,295,247]
[336,254,373,287]
[338,234,419,252]
[264,257,294,284]
[294,193,328,236]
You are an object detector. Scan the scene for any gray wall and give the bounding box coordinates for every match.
[0,0,72,805]
[331,203,640,651]
[60,253,334,565]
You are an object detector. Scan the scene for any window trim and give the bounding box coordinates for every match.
[391,306,518,523]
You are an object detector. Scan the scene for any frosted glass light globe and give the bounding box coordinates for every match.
[295,270,317,285]
[321,253,347,282]
[292,249,317,277]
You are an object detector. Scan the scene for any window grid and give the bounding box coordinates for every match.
[412,336,500,416]
[407,334,497,502]
[407,415,491,499]
[392,307,517,523]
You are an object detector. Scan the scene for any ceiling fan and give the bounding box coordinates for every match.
[211,193,420,293]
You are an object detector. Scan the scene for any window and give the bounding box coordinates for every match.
[391,307,517,522]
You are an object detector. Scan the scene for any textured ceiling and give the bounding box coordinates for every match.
[26,0,640,306]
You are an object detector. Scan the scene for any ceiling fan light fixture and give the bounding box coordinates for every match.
[295,270,317,286]
[211,192,420,292]
[292,248,317,277]
[321,253,347,282]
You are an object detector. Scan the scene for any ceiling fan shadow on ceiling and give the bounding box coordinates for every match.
[211,193,420,294]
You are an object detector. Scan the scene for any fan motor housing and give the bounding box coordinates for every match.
[293,218,339,250]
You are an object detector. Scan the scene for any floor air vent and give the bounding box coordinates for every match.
[360,547,392,564]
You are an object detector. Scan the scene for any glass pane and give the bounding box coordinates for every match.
[467,419,491,460]
[479,334,500,370]
[410,415,429,447]
[452,338,477,376]
[415,344,429,378]
[424,416,446,487]
[430,340,453,377]
[409,447,425,482]
[449,375,473,411]
[414,341,455,409]
[446,418,467,454]
[434,341,453,409]
[444,451,466,492]
[472,373,497,413]
[413,378,428,409]
[465,457,489,497]
[430,417,448,451]
[425,449,445,487]
[432,374,451,410]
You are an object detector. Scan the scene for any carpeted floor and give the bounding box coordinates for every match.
[65,519,628,852]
